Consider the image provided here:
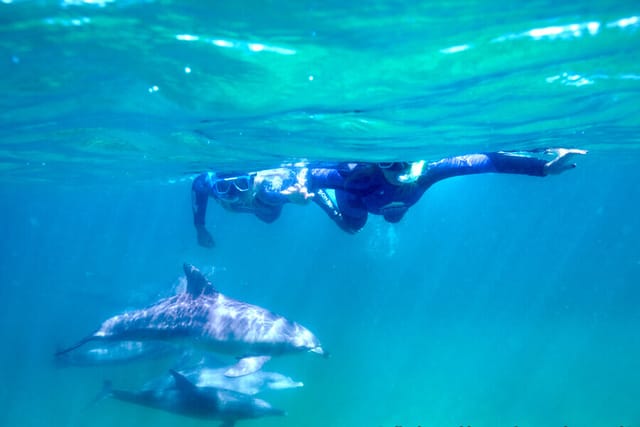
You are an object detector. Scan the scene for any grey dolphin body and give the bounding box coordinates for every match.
[166,353,303,395]
[57,264,326,374]
[56,341,179,367]
[192,367,304,395]
[103,370,284,426]
[152,362,303,396]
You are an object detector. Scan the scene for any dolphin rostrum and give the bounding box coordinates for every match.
[57,264,327,375]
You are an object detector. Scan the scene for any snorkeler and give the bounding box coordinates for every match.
[193,148,585,245]
[295,148,587,233]
[192,167,321,247]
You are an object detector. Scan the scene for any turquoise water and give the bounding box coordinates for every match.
[1,1,639,426]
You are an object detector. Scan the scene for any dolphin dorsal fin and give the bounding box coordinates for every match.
[169,369,198,392]
[183,264,215,296]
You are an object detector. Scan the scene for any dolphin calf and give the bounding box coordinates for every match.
[168,353,303,395]
[191,366,304,395]
[55,340,179,367]
[57,263,326,375]
[101,369,284,426]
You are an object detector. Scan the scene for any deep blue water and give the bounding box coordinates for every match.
[1,1,639,427]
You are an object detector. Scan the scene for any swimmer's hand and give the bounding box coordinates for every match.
[281,167,314,204]
[281,183,315,204]
[196,225,215,248]
[543,148,588,175]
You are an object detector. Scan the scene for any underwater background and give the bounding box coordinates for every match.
[1,0,639,426]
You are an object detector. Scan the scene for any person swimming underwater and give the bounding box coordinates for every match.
[296,148,587,233]
[191,148,586,244]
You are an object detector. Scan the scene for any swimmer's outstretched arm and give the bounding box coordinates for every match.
[419,148,587,186]
[280,165,366,233]
[280,163,371,209]
[191,173,215,248]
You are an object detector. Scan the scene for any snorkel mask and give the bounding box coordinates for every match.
[211,174,253,203]
[213,175,252,194]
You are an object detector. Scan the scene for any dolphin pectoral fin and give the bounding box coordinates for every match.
[224,356,271,378]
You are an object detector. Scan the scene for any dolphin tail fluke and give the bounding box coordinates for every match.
[54,335,96,357]
[85,381,113,409]
[99,380,113,399]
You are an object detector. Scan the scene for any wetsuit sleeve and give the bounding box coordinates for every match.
[311,189,367,234]
[308,168,348,190]
[191,173,210,227]
[309,164,378,192]
[420,152,547,187]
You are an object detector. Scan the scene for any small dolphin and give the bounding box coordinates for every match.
[57,264,327,375]
[192,366,304,395]
[101,369,284,426]
[151,356,303,396]
[164,352,303,395]
[55,340,178,367]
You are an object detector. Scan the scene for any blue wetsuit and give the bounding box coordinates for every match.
[308,152,548,233]
[191,152,549,242]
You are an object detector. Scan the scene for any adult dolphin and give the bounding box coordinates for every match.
[100,369,284,426]
[56,264,327,376]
